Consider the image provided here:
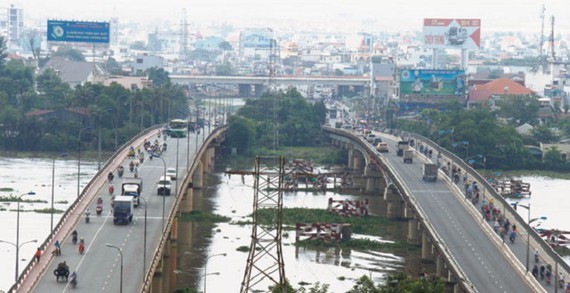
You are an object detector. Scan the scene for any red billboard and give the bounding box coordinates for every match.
[423,18,481,50]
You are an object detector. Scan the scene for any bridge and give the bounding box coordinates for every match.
[325,126,569,292]
[171,75,370,97]
[11,124,569,292]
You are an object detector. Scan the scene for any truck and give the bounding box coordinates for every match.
[397,141,409,156]
[403,149,414,163]
[122,178,143,207]
[113,196,134,225]
[422,163,438,182]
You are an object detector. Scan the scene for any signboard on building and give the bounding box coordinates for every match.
[423,18,480,50]
[47,20,110,44]
[399,69,466,96]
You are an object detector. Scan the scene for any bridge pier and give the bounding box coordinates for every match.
[407,218,421,245]
[192,161,203,189]
[436,255,447,277]
[167,218,178,293]
[421,231,435,262]
[238,84,251,97]
[364,164,384,194]
[152,259,164,293]
[384,185,404,219]
[347,148,354,169]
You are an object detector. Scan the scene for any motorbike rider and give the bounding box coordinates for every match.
[70,271,77,287]
[85,208,91,223]
[71,230,78,245]
[534,249,540,263]
[107,172,114,182]
[532,265,539,279]
[79,238,85,254]
[129,161,135,172]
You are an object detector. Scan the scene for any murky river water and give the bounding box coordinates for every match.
[1,155,569,292]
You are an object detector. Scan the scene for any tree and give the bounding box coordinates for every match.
[52,46,86,61]
[218,41,232,51]
[106,57,122,75]
[215,61,234,76]
[130,41,147,50]
[146,67,171,87]
[0,36,7,67]
[531,125,559,143]
[495,95,540,125]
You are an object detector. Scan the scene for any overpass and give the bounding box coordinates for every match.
[171,75,370,97]
[12,123,568,292]
[13,125,227,293]
[325,126,569,292]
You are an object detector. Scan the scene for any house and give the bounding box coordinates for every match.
[539,143,570,161]
[130,54,165,75]
[40,57,106,88]
[467,78,534,108]
[100,76,152,91]
[25,107,91,126]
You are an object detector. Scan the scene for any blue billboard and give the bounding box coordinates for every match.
[47,20,110,44]
[400,69,466,96]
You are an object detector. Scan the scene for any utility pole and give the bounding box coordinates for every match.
[539,5,546,59]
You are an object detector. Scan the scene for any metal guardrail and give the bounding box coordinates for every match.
[141,125,228,293]
[11,125,162,293]
[405,132,570,285]
[323,127,476,292]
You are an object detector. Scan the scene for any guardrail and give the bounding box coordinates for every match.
[324,127,476,292]
[404,132,570,286]
[141,125,228,293]
[11,125,162,293]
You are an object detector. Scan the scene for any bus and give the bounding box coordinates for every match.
[167,119,188,138]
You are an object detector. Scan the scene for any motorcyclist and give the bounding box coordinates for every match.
[129,161,135,172]
[85,208,91,223]
[532,265,539,279]
[71,230,78,245]
[69,271,77,287]
[534,249,540,263]
[79,238,85,254]
[107,172,114,182]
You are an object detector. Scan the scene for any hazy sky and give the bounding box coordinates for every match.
[7,0,570,34]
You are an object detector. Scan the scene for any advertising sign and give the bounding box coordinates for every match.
[47,20,110,44]
[400,69,466,96]
[423,18,480,50]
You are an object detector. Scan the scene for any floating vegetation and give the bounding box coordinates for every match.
[179,210,231,223]
[0,188,15,192]
[34,208,65,214]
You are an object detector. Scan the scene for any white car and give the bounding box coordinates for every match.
[157,176,172,196]
[166,168,177,180]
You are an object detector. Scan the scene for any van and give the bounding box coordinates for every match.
[157,176,172,196]
[366,134,376,143]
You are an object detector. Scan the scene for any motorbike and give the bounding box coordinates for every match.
[85,210,90,224]
[72,230,78,245]
[69,272,77,288]
[509,231,516,244]
[129,161,135,172]
[163,143,167,152]
[117,166,124,178]
[108,184,114,195]
[107,172,114,182]
[79,241,85,255]
[139,154,144,163]
[96,203,103,215]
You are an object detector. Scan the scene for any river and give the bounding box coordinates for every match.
[1,155,569,292]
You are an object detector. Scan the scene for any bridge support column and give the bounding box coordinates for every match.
[421,231,434,262]
[180,188,193,213]
[384,185,404,219]
[347,148,354,169]
[151,259,163,293]
[254,84,266,97]
[352,154,363,173]
[364,164,384,194]
[436,255,447,277]
[407,218,421,245]
[192,161,203,189]
[239,84,251,97]
[167,219,178,293]
[403,202,414,219]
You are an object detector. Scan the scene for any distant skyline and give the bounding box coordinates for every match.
[4,0,570,35]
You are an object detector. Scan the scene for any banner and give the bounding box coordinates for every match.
[423,18,480,50]
[47,20,110,44]
[400,69,466,96]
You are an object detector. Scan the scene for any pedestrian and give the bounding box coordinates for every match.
[54,240,61,256]
[35,247,41,262]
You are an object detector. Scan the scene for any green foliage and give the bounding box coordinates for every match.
[33,208,65,214]
[52,46,85,61]
[495,95,540,125]
[231,89,326,149]
[0,36,7,67]
[179,210,231,223]
[218,41,232,51]
[146,67,170,87]
[215,61,234,76]
[296,238,412,252]
[226,115,256,155]
[106,57,122,75]
[188,49,219,63]
[531,125,559,143]
[346,274,445,293]
[129,41,146,50]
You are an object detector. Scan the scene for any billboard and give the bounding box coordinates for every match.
[47,20,110,43]
[423,18,480,50]
[399,69,466,96]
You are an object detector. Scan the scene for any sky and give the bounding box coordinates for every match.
[5,0,570,34]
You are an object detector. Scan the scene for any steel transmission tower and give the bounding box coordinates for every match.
[179,9,190,61]
[240,156,286,292]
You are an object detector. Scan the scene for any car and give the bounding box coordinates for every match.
[376,142,389,153]
[366,134,376,143]
[166,168,177,180]
[157,176,172,196]
[372,137,383,145]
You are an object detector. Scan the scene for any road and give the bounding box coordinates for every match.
[379,134,533,292]
[32,129,203,292]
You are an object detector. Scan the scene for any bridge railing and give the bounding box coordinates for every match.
[141,125,228,293]
[324,127,476,292]
[11,125,162,293]
[405,132,570,283]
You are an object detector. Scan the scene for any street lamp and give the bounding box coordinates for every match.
[151,154,167,230]
[139,197,148,281]
[0,239,37,283]
[13,191,36,283]
[204,253,226,293]
[512,203,544,272]
[105,243,123,293]
[51,153,68,233]
[77,126,92,198]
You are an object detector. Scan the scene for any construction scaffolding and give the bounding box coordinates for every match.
[240,156,286,292]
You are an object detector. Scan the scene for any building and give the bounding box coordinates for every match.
[130,54,164,75]
[100,76,152,90]
[467,77,534,108]
[195,36,225,51]
[40,57,107,88]
[6,4,23,45]
[239,28,273,59]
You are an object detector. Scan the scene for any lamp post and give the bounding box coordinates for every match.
[0,238,37,283]
[77,126,91,198]
[151,154,167,230]
[13,191,36,282]
[515,203,544,272]
[105,243,123,293]
[204,253,226,293]
[139,197,148,281]
[51,154,68,233]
